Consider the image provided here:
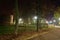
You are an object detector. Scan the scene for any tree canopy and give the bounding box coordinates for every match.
[54,7,60,19]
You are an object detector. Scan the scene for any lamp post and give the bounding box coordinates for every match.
[33,16,38,32]
[36,0,41,32]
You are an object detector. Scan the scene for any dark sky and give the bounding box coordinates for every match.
[0,0,60,24]
[0,0,60,16]
[0,0,14,15]
[0,0,14,9]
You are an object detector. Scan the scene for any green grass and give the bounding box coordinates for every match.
[0,24,49,34]
[0,25,37,34]
[0,25,15,34]
[18,25,37,32]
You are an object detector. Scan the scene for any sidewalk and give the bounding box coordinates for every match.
[14,29,50,40]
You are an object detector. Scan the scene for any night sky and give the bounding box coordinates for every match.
[0,0,60,24]
[0,0,60,14]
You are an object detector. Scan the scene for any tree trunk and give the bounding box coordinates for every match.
[15,0,19,35]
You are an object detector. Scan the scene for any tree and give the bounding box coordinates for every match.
[54,7,60,19]
[14,0,19,35]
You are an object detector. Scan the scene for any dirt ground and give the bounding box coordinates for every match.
[0,29,49,40]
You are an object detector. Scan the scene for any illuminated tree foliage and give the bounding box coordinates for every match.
[54,7,60,19]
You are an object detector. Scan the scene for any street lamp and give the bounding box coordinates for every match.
[53,20,56,22]
[33,16,37,20]
[46,21,49,23]
[33,16,38,23]
[59,18,60,20]
[18,18,23,24]
[49,21,52,24]
[33,16,38,31]
[19,18,22,21]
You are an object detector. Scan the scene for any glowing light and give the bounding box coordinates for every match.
[33,16,37,23]
[59,18,60,20]
[46,21,48,23]
[33,16,37,20]
[49,21,52,23]
[53,20,56,22]
[19,18,22,21]
[18,18,23,24]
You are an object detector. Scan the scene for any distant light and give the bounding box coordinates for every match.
[53,20,56,22]
[59,18,60,20]
[18,18,23,24]
[33,16,38,23]
[49,21,52,23]
[19,18,22,21]
[33,16,37,20]
[46,21,48,23]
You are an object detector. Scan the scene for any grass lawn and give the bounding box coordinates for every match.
[0,25,15,34]
[0,25,38,34]
[0,24,49,34]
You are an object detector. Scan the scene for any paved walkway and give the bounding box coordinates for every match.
[29,28,60,40]
[14,29,49,40]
